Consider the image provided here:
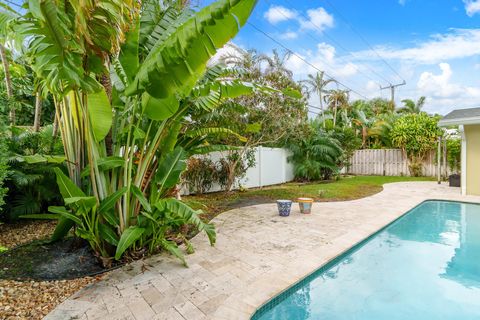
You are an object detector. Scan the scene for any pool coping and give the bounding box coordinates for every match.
[250,198,480,319]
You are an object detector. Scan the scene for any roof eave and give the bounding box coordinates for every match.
[438,117,480,127]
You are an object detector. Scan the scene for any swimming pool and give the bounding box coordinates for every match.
[251,200,480,320]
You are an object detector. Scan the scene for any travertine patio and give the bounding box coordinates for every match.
[45,182,480,320]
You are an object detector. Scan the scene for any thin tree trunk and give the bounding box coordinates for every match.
[33,91,42,132]
[0,43,14,125]
[333,98,337,127]
[52,111,58,137]
[100,72,114,156]
[319,90,325,128]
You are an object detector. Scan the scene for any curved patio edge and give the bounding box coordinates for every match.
[45,182,480,320]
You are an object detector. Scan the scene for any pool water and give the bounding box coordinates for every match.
[252,200,480,320]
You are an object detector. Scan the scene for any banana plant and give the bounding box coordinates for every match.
[19,0,259,265]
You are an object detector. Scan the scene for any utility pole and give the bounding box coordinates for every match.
[380,81,406,106]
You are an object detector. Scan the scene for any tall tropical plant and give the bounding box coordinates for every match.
[20,0,259,266]
[301,71,336,116]
[324,89,349,127]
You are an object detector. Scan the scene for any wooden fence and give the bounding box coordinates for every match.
[347,149,447,177]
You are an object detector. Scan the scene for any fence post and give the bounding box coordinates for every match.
[383,149,386,176]
[258,146,262,188]
[437,137,441,184]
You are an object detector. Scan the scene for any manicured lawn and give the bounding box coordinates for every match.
[184,175,434,221]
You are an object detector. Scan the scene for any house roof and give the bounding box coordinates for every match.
[438,107,480,126]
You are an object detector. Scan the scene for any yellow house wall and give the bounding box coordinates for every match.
[465,125,480,196]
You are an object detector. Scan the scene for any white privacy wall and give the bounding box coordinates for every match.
[240,147,294,188]
[183,147,294,194]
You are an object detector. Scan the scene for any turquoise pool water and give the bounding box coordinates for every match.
[252,200,480,320]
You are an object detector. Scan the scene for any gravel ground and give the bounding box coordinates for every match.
[0,277,101,319]
[0,221,57,249]
[0,221,105,320]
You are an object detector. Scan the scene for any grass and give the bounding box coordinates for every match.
[184,175,434,222]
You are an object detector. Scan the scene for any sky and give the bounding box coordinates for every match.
[200,0,480,115]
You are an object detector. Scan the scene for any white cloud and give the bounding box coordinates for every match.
[464,0,480,16]
[355,29,480,64]
[285,42,359,83]
[264,5,297,24]
[279,31,298,40]
[299,7,334,32]
[317,43,335,63]
[415,63,480,114]
[417,63,462,98]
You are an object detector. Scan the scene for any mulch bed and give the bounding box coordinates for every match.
[0,221,107,320]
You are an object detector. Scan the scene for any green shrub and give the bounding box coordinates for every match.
[183,157,218,194]
[288,129,343,181]
[390,113,441,176]
[447,138,461,173]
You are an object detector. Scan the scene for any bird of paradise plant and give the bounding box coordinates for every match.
[19,0,259,266]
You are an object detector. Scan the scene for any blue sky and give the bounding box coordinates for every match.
[202,0,480,115]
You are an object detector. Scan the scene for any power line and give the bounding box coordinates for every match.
[270,0,393,86]
[2,0,22,9]
[265,20,377,92]
[247,22,369,100]
[321,0,405,82]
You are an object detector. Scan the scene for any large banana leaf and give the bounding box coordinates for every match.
[115,226,145,260]
[155,198,216,246]
[24,0,100,94]
[51,168,86,242]
[87,88,113,142]
[154,147,187,195]
[125,0,258,103]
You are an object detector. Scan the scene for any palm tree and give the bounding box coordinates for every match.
[398,96,426,114]
[301,71,336,114]
[264,49,293,78]
[324,89,350,127]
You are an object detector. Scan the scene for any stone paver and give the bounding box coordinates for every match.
[45,182,480,320]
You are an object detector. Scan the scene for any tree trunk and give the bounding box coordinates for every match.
[226,162,236,192]
[0,43,14,125]
[333,98,337,127]
[33,91,42,132]
[319,91,325,128]
[52,112,58,137]
[100,72,114,156]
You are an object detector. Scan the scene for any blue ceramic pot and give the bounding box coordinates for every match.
[277,200,292,217]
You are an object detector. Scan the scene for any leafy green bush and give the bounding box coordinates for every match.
[288,128,343,181]
[216,149,256,191]
[183,157,218,194]
[447,138,461,173]
[390,113,442,176]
